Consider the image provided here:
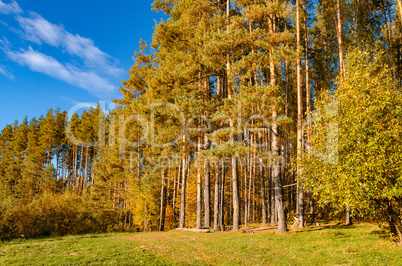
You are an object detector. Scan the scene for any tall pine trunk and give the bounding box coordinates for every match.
[179,156,187,228]
[260,159,267,225]
[204,160,210,228]
[296,0,304,228]
[335,0,345,83]
[219,161,225,231]
[269,11,287,233]
[272,110,287,233]
[214,162,220,230]
[159,168,167,231]
[172,164,180,228]
[196,162,202,228]
[226,0,232,99]
[270,168,276,224]
[232,156,239,230]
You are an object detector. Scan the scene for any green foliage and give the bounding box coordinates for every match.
[303,49,402,242]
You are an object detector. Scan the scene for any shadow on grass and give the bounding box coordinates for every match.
[371,230,387,235]
[370,229,392,240]
[295,223,358,233]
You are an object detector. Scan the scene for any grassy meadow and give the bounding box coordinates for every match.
[0,223,401,265]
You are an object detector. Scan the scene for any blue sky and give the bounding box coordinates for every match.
[0,0,165,129]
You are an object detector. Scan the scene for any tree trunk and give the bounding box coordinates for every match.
[296,0,304,228]
[247,155,252,226]
[144,201,148,232]
[270,168,276,224]
[252,158,256,223]
[345,204,351,225]
[226,0,232,100]
[232,156,239,230]
[214,162,220,230]
[220,161,225,231]
[335,0,345,82]
[269,10,286,233]
[204,160,210,228]
[385,200,402,246]
[196,163,202,228]
[267,165,271,223]
[244,157,249,227]
[78,145,84,194]
[159,168,167,231]
[84,147,89,191]
[309,189,315,223]
[272,110,287,233]
[172,164,180,228]
[73,146,77,189]
[397,0,402,25]
[179,156,187,228]
[260,159,267,225]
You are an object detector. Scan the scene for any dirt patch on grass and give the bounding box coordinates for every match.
[124,246,162,252]
[64,251,88,256]
[125,233,171,241]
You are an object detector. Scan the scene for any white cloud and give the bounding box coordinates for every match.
[7,47,116,95]
[17,13,62,46]
[0,65,14,79]
[0,0,22,15]
[0,1,126,96]
[16,12,123,77]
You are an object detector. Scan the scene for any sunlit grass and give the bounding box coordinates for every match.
[0,223,401,265]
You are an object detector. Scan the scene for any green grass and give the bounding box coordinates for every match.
[0,223,401,265]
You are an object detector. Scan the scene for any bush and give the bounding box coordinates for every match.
[0,193,120,240]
